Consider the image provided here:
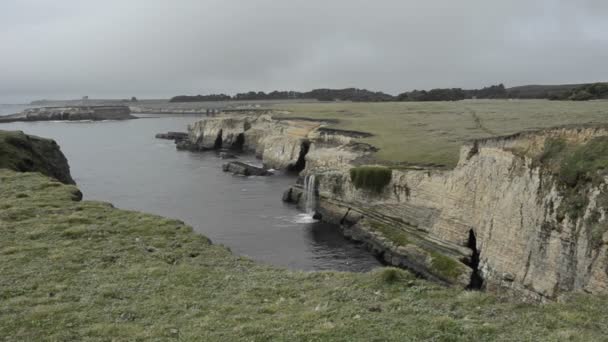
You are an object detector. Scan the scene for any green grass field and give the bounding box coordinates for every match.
[273,100,608,167]
[2,169,608,341]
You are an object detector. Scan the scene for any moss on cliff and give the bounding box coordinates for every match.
[0,130,74,184]
[539,136,608,188]
[349,166,392,193]
[3,170,608,340]
[560,137,608,187]
[369,220,411,246]
[429,251,466,281]
[368,220,465,282]
[585,192,608,248]
[538,136,608,221]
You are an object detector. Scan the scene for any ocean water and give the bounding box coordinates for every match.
[0,106,381,271]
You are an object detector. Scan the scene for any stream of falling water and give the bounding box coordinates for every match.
[294,175,318,223]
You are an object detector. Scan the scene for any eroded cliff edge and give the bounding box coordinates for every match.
[180,113,608,301]
[0,130,75,184]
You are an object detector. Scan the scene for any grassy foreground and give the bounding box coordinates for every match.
[2,170,608,341]
[274,100,608,166]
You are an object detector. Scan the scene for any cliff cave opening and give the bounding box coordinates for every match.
[214,130,223,149]
[288,140,311,173]
[231,133,245,151]
[466,229,484,290]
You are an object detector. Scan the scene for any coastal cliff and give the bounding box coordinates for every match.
[0,130,75,184]
[0,106,135,123]
[3,167,607,340]
[3,130,608,339]
[179,114,321,170]
[297,126,608,300]
[180,113,608,300]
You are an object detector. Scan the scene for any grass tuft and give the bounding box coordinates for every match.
[376,267,410,284]
[430,251,465,281]
[350,166,392,193]
[369,220,411,246]
[536,136,608,221]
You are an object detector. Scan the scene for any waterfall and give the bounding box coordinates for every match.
[304,174,316,215]
[294,175,317,223]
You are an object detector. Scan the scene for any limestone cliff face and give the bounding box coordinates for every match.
[305,126,608,300]
[184,114,608,299]
[185,114,320,170]
[188,117,249,150]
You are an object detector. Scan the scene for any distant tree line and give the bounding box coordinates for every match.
[170,88,395,103]
[169,83,608,103]
[301,88,395,102]
[170,94,232,102]
[551,83,608,101]
[397,84,508,101]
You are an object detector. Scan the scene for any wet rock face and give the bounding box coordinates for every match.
[0,130,75,184]
[222,162,270,176]
[0,106,135,123]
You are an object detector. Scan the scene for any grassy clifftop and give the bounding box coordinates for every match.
[274,100,608,166]
[1,170,608,341]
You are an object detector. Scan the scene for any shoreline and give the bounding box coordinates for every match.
[1,166,607,340]
[2,127,608,339]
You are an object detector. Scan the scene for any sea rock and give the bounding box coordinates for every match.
[222,162,270,176]
[155,132,188,142]
[176,140,206,152]
[282,188,294,203]
[219,151,238,159]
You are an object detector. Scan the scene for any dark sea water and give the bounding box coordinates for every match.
[0,105,381,271]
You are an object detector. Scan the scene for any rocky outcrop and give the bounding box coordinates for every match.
[222,162,270,176]
[0,130,75,184]
[180,114,323,170]
[219,151,237,159]
[288,125,608,300]
[0,106,135,123]
[155,132,188,142]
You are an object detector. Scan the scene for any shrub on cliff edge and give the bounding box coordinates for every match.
[538,136,608,221]
[349,166,392,192]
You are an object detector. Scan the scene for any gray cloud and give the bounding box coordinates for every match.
[1,0,607,102]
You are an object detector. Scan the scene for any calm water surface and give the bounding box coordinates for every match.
[0,105,381,271]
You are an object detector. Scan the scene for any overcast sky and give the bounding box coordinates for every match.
[1,0,607,102]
